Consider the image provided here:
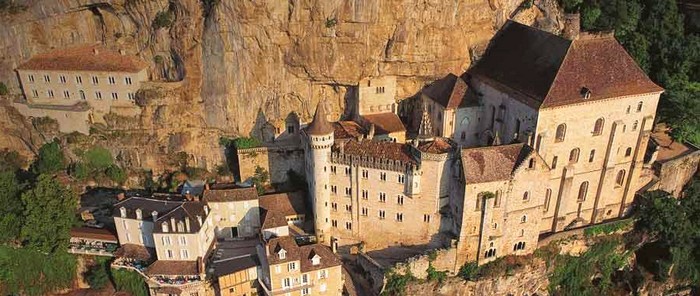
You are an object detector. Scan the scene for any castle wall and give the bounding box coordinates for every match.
[471,79,539,144]
[12,101,91,134]
[357,76,398,116]
[237,145,305,185]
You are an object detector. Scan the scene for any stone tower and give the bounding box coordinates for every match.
[304,101,335,245]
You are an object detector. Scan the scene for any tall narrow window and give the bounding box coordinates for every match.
[637,101,643,112]
[578,181,589,202]
[125,77,133,85]
[552,156,558,169]
[493,191,501,208]
[632,120,638,131]
[569,148,580,163]
[544,189,552,212]
[28,74,34,82]
[589,150,595,162]
[514,119,521,138]
[555,124,566,142]
[616,170,626,186]
[625,147,632,157]
[76,76,82,84]
[593,118,604,135]
[522,191,530,201]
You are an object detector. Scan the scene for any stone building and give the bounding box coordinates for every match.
[203,185,261,239]
[257,236,343,296]
[15,44,148,133]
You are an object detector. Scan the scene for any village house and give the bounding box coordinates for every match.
[15,44,148,133]
[203,185,261,239]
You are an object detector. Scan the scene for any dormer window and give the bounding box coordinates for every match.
[162,221,169,233]
[135,208,142,220]
[311,254,321,266]
[278,249,287,260]
[580,87,591,100]
[119,207,127,218]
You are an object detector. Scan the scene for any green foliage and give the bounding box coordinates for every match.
[20,174,78,253]
[584,219,632,237]
[154,55,164,64]
[578,0,700,144]
[232,136,262,149]
[0,170,22,243]
[183,166,208,180]
[84,146,114,171]
[0,0,26,14]
[548,236,629,295]
[32,140,66,175]
[477,255,532,278]
[521,0,534,9]
[426,263,447,284]
[560,0,583,13]
[381,269,415,296]
[152,10,174,29]
[0,245,76,296]
[0,82,8,95]
[85,257,110,289]
[252,165,269,195]
[325,17,338,28]
[106,164,127,184]
[0,149,26,171]
[69,162,90,180]
[112,268,148,296]
[457,262,479,281]
[216,163,231,176]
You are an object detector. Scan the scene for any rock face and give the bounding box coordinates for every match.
[0,0,562,171]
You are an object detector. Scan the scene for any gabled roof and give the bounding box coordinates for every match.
[423,74,479,109]
[333,121,367,139]
[265,237,341,272]
[259,192,307,229]
[153,201,208,233]
[334,139,417,165]
[17,44,148,73]
[417,138,454,154]
[306,101,334,135]
[203,187,258,203]
[469,21,662,109]
[113,196,184,220]
[461,143,534,183]
[362,112,406,134]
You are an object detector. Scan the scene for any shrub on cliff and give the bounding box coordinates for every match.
[152,11,174,29]
[111,268,148,296]
[32,140,66,175]
[0,82,8,95]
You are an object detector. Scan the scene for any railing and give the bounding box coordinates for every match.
[68,242,118,257]
[258,278,313,296]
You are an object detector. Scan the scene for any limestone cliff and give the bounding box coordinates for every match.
[0,0,562,171]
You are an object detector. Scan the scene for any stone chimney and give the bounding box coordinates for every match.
[367,124,376,139]
[170,217,177,232]
[151,210,158,222]
[119,207,127,218]
[204,205,209,216]
[135,208,142,220]
[331,237,338,253]
[196,215,203,227]
[117,192,125,201]
[563,13,581,40]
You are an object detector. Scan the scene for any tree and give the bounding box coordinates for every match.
[85,258,109,289]
[20,174,77,253]
[83,146,113,171]
[0,170,22,242]
[32,140,66,175]
[252,166,269,195]
[105,164,127,184]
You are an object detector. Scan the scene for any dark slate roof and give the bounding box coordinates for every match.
[423,74,478,109]
[153,201,208,233]
[461,143,534,183]
[469,21,662,109]
[210,239,260,277]
[113,196,185,221]
[17,44,147,73]
[362,112,406,134]
[306,101,334,135]
[203,187,258,203]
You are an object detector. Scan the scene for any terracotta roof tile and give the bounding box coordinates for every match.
[361,113,406,134]
[203,187,258,203]
[70,227,118,242]
[266,237,341,272]
[461,143,533,183]
[153,201,208,233]
[306,102,334,135]
[259,192,307,229]
[469,21,661,109]
[417,138,454,154]
[334,140,417,165]
[146,260,199,276]
[17,44,147,73]
[114,244,156,261]
[333,121,366,139]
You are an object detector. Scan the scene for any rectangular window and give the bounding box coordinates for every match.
[362,169,368,179]
[362,190,368,200]
[330,166,336,174]
[396,213,403,222]
[275,265,281,274]
[379,192,386,203]
[331,220,337,227]
[63,90,70,98]
[318,270,328,279]
[108,76,116,84]
[128,93,135,101]
[345,222,352,230]
[288,262,296,271]
[75,76,82,84]
[331,202,337,211]
[283,278,291,288]
[345,187,351,196]
[125,77,132,85]
[28,74,34,82]
[361,207,368,216]
[423,214,430,223]
[345,204,352,212]
[301,288,309,295]
[47,90,54,98]
[331,186,337,194]
[551,156,558,169]
[92,76,99,84]
[59,75,66,83]
[179,236,186,245]
[95,91,102,100]
[398,174,405,184]
[162,236,171,245]
[345,167,351,175]
[31,90,38,98]
[397,195,404,205]
[181,249,189,259]
[380,172,386,181]
[379,210,385,220]
[302,274,309,284]
[44,75,50,83]
[166,249,173,258]
[111,92,118,100]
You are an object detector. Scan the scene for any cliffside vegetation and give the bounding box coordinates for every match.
[561,0,700,144]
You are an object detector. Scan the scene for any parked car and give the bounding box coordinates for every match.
[85,219,105,229]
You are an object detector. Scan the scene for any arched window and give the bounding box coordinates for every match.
[515,119,522,138]
[555,124,566,142]
[523,191,530,201]
[544,188,552,212]
[520,215,527,223]
[637,101,643,112]
[461,131,466,140]
[569,148,580,163]
[578,181,589,202]
[528,158,535,169]
[589,150,595,162]
[593,118,604,136]
[616,170,626,186]
[632,120,638,131]
[625,147,632,157]
[626,105,631,114]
